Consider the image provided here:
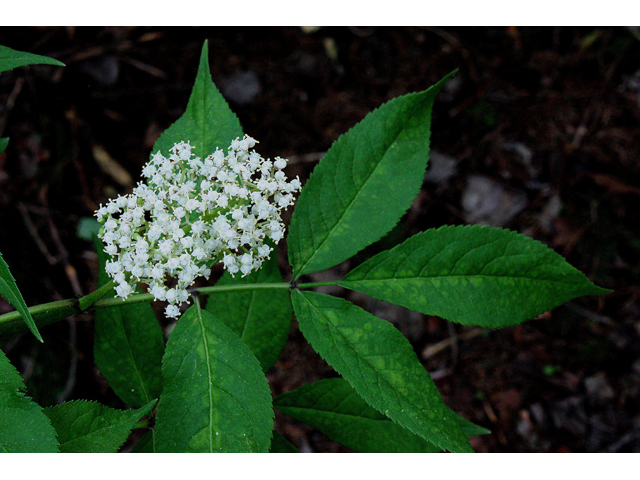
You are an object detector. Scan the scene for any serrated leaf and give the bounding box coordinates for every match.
[0,137,8,155]
[0,44,64,73]
[205,251,291,372]
[43,399,154,453]
[0,349,58,452]
[93,237,164,408]
[0,250,42,342]
[152,40,243,160]
[155,305,273,452]
[340,225,612,328]
[274,377,489,453]
[291,290,472,453]
[287,72,456,278]
[274,377,440,452]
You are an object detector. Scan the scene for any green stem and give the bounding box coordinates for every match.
[0,280,300,338]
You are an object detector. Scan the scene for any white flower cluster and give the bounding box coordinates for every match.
[95,135,301,318]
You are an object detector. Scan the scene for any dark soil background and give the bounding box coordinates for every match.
[1,26,639,452]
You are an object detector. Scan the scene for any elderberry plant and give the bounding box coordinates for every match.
[0,41,611,453]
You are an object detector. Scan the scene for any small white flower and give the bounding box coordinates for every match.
[176,289,189,303]
[150,283,166,301]
[165,304,180,318]
[191,220,205,236]
[159,239,173,256]
[184,198,200,212]
[274,157,287,169]
[180,236,194,249]
[150,266,164,280]
[115,282,134,298]
[105,261,121,275]
[166,257,180,271]
[193,246,206,260]
[165,288,177,303]
[222,254,236,268]
[216,195,228,208]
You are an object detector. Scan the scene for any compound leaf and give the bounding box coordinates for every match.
[155,305,273,452]
[340,225,611,328]
[291,290,471,453]
[287,72,455,278]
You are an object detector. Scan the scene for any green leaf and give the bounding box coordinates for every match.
[155,304,273,452]
[457,413,491,438]
[152,40,243,160]
[43,400,154,453]
[131,428,156,452]
[205,251,291,372]
[340,225,612,328]
[0,349,58,452]
[274,377,439,452]
[0,44,64,73]
[0,250,42,342]
[291,290,472,453]
[0,137,8,155]
[287,72,456,278]
[275,378,490,453]
[269,431,299,453]
[93,237,164,408]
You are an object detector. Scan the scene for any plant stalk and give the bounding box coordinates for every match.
[0,280,308,338]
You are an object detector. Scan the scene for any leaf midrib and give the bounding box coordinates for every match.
[342,273,586,287]
[195,304,216,452]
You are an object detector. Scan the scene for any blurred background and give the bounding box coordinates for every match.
[0,26,638,452]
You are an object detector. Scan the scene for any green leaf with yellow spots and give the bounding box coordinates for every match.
[339,225,611,328]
